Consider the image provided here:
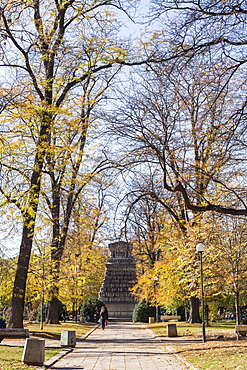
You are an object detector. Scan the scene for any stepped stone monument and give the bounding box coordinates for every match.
[99,241,137,319]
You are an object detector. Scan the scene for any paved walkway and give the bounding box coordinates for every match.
[49,322,189,370]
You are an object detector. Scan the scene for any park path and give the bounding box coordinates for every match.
[50,321,189,370]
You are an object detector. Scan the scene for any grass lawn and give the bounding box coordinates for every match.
[0,346,60,369]
[175,341,247,370]
[25,321,95,339]
[0,321,95,369]
[148,320,236,338]
[148,321,247,369]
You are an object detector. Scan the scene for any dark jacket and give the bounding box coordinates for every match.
[100,310,108,320]
[0,319,6,328]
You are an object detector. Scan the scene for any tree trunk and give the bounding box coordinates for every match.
[187,296,201,323]
[46,269,60,324]
[205,304,209,326]
[8,225,33,328]
[235,290,241,325]
[46,297,60,324]
[46,182,74,322]
[8,116,51,328]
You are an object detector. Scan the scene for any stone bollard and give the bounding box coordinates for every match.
[22,338,45,365]
[60,330,76,347]
[149,317,155,324]
[167,323,177,337]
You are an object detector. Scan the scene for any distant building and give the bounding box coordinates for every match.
[99,241,137,319]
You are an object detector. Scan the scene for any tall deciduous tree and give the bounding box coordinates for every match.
[148,0,247,215]
[0,0,138,327]
[42,55,119,323]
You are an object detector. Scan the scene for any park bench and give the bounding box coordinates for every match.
[235,325,247,338]
[160,315,181,322]
[0,328,29,343]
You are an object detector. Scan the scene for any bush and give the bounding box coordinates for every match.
[132,300,155,323]
[80,298,105,322]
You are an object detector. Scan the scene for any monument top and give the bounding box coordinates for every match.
[108,241,133,259]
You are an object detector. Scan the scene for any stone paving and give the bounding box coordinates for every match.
[49,322,190,370]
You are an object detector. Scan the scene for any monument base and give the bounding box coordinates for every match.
[107,302,136,319]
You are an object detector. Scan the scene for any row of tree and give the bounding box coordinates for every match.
[130,213,247,324]
[0,0,247,327]
[1,223,107,320]
[1,211,247,324]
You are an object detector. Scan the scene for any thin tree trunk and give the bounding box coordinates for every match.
[46,188,62,324]
[235,290,241,325]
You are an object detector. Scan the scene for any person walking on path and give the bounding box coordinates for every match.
[100,306,108,330]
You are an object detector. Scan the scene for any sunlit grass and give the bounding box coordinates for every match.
[174,342,247,370]
[148,320,236,337]
[0,346,61,369]
[25,321,95,338]
[0,322,96,369]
